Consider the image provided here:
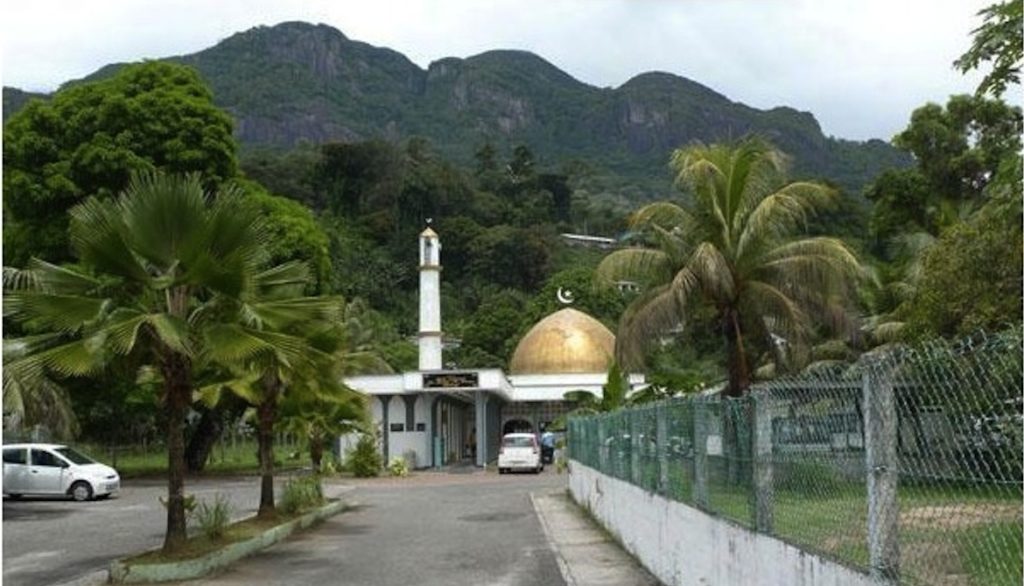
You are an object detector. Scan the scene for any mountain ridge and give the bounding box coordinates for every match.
[3,21,909,196]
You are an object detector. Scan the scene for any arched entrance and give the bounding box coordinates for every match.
[502,419,533,435]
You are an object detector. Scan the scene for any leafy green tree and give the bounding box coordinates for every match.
[468,225,552,290]
[239,179,331,293]
[955,0,1023,98]
[312,141,404,216]
[905,171,1023,338]
[461,290,530,361]
[3,173,302,551]
[524,267,626,331]
[596,138,862,396]
[3,62,237,265]
[865,95,1021,246]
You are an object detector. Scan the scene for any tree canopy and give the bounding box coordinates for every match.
[3,61,237,265]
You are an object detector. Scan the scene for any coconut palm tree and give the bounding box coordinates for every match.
[3,172,310,551]
[596,138,863,396]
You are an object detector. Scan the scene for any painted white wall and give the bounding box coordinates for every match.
[389,431,429,469]
[569,461,874,586]
[345,375,404,394]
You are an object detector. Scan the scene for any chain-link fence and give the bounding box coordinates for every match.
[568,329,1023,585]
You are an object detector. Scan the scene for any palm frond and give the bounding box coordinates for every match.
[687,242,735,300]
[594,248,673,287]
[616,283,689,369]
[4,259,104,295]
[3,292,110,333]
[736,182,836,257]
[68,196,151,283]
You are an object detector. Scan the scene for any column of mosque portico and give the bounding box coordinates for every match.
[418,226,442,370]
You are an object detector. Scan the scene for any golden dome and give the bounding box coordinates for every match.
[509,308,615,374]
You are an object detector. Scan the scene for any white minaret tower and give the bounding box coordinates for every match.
[418,224,443,370]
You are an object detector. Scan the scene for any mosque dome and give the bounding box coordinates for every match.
[509,308,616,374]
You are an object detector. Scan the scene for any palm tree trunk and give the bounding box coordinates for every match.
[185,406,223,473]
[310,433,324,474]
[257,376,280,518]
[723,309,751,397]
[161,351,192,552]
[722,309,750,485]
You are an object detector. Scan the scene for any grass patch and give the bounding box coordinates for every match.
[958,520,1023,586]
[80,441,304,478]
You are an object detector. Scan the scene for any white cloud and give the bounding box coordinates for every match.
[1,0,992,139]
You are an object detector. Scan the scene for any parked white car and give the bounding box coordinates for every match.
[498,433,543,474]
[2,443,120,501]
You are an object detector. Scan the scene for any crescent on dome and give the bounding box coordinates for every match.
[556,287,575,305]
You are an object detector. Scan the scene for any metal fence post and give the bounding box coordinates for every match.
[752,394,774,533]
[597,417,607,472]
[693,399,709,509]
[626,409,634,483]
[864,365,900,582]
[657,403,669,496]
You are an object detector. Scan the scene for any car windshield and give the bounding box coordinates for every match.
[55,447,95,465]
[503,436,534,448]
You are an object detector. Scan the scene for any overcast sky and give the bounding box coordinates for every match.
[2,0,993,141]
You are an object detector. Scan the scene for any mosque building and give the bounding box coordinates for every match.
[343,226,646,468]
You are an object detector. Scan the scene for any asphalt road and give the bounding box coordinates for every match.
[4,470,568,586]
[182,470,567,586]
[3,476,272,586]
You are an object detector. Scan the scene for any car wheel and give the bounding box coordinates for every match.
[70,481,93,502]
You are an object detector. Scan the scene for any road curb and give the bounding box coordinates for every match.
[108,499,348,583]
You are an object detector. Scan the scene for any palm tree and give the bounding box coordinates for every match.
[279,389,369,473]
[596,138,862,396]
[199,290,387,516]
[3,172,302,551]
[196,262,343,516]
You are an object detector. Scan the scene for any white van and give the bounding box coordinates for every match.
[3,443,120,501]
[497,433,543,474]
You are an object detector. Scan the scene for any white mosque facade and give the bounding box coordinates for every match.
[343,227,645,468]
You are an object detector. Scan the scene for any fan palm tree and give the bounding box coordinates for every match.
[3,172,309,551]
[596,138,863,396]
[199,290,387,516]
[279,389,369,473]
[196,261,345,516]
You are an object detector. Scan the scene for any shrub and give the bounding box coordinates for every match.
[279,475,324,515]
[159,493,198,522]
[348,433,381,478]
[320,454,341,476]
[195,494,231,540]
[388,457,409,477]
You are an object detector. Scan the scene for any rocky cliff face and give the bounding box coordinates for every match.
[3,21,910,194]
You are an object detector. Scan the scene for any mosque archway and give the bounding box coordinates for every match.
[502,419,533,435]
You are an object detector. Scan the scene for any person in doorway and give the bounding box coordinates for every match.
[540,431,556,464]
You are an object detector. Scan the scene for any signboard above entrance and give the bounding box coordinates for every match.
[423,372,479,389]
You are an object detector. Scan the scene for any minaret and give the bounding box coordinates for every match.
[418,224,442,370]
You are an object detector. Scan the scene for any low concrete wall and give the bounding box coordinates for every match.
[568,461,874,586]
